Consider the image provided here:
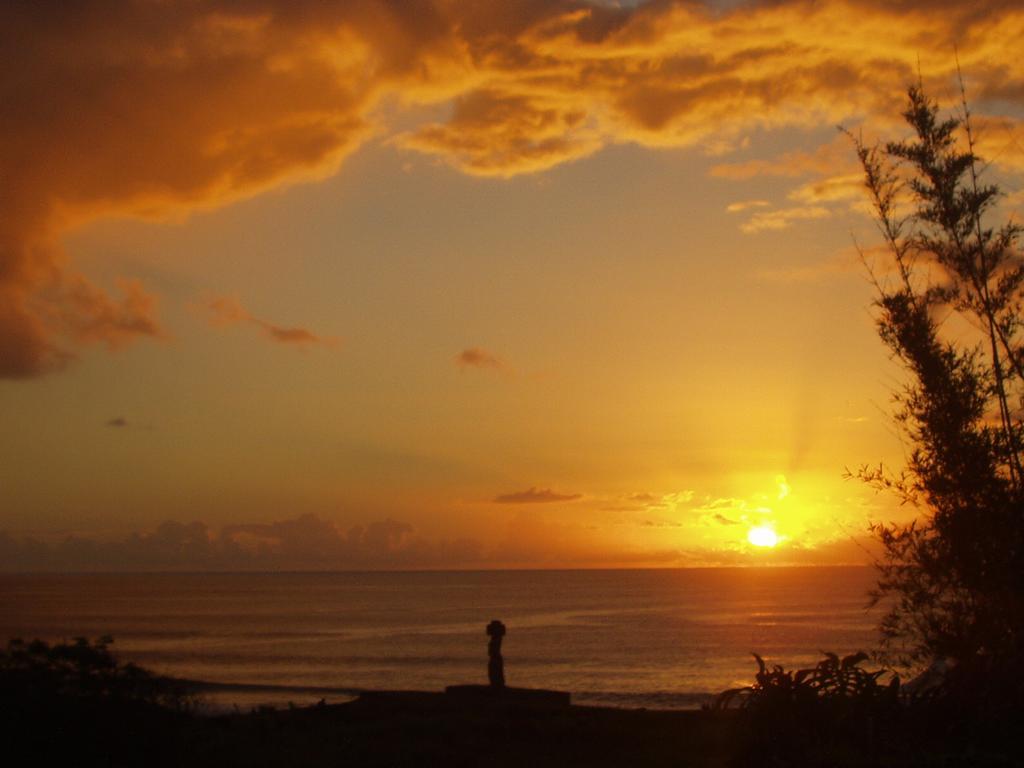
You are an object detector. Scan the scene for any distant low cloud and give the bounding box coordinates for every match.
[683,536,878,567]
[206,296,336,348]
[0,508,879,571]
[455,347,504,371]
[106,417,128,428]
[494,487,582,504]
[0,515,483,572]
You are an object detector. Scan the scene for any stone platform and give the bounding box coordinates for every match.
[445,685,571,708]
[354,686,571,711]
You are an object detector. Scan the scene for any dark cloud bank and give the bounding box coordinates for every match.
[0,515,483,572]
[494,487,582,504]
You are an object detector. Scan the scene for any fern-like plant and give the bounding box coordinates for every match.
[712,652,900,766]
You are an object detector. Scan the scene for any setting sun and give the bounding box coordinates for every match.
[747,526,779,548]
[7,0,1011,572]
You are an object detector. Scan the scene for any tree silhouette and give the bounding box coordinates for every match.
[849,82,1024,671]
[0,636,192,766]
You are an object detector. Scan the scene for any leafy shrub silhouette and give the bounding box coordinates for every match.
[1,635,192,710]
[715,651,897,709]
[713,652,900,766]
[0,636,193,767]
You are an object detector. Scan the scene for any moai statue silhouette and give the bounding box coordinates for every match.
[486,619,506,688]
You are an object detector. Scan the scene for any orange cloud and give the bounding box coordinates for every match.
[0,1,429,376]
[5,1,1024,376]
[397,89,602,177]
[49,277,164,349]
[206,296,335,347]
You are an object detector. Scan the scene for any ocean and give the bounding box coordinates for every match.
[0,566,879,710]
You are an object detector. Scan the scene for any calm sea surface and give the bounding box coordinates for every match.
[0,567,879,710]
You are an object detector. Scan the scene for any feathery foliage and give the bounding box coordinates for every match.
[848,82,1024,670]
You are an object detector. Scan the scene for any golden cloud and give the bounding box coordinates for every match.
[740,205,832,234]
[4,0,1024,376]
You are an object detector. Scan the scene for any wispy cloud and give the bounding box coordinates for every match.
[787,173,865,205]
[754,249,859,283]
[711,139,853,180]
[104,415,156,431]
[455,346,504,371]
[726,200,771,213]
[740,206,832,234]
[627,492,661,504]
[600,490,684,511]
[206,296,336,348]
[494,487,582,504]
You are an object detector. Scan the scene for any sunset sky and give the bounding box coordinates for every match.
[2,0,1023,570]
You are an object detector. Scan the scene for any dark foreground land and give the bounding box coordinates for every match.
[11,686,1021,768]
[2,636,740,767]
[4,639,1019,767]
[201,692,735,768]
[13,683,1024,767]
[9,687,737,768]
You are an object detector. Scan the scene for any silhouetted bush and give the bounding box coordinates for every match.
[0,636,193,767]
[714,650,1024,766]
[905,652,1024,762]
[713,652,901,766]
[1,635,192,710]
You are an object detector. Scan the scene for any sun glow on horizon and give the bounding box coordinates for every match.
[747,525,779,548]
